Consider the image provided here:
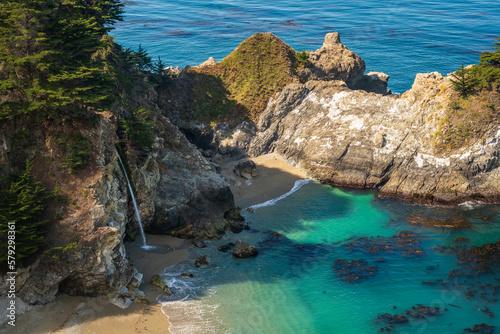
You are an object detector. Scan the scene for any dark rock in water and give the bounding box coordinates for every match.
[233,160,258,180]
[463,323,495,334]
[192,239,207,248]
[218,243,235,253]
[454,237,471,243]
[333,259,378,283]
[408,216,472,230]
[343,231,425,257]
[232,240,259,258]
[179,273,194,278]
[243,224,250,230]
[377,313,409,325]
[426,265,436,271]
[195,255,210,267]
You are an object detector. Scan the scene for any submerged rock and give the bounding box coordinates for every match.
[232,240,259,258]
[333,259,378,283]
[192,239,207,248]
[463,324,495,334]
[408,216,472,230]
[343,231,425,257]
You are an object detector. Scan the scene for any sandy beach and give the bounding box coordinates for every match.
[0,153,306,334]
[222,153,308,209]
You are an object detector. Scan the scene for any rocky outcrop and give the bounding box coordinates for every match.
[233,160,258,180]
[122,92,238,239]
[298,32,366,85]
[244,71,500,204]
[232,240,259,258]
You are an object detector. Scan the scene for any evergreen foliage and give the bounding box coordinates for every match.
[0,161,51,267]
[153,56,167,75]
[296,50,310,63]
[0,0,124,121]
[118,107,155,152]
[450,63,476,97]
[133,44,152,71]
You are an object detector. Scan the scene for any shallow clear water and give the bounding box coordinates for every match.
[114,0,500,92]
[160,182,500,333]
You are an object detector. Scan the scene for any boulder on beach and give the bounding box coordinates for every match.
[232,240,259,258]
[151,274,172,295]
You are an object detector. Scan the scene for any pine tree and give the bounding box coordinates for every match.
[134,44,152,71]
[450,63,476,97]
[153,56,167,75]
[479,37,500,66]
[0,0,125,121]
[0,161,50,267]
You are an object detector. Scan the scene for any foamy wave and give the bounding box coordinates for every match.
[458,200,485,210]
[162,300,225,334]
[249,179,314,210]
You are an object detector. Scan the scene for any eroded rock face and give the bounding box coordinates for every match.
[245,71,500,204]
[0,118,144,313]
[299,32,366,85]
[124,109,237,239]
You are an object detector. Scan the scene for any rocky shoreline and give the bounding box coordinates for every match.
[1,30,499,326]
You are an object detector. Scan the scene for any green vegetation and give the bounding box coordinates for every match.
[450,63,476,97]
[118,107,155,153]
[61,132,92,173]
[0,161,51,267]
[185,33,303,122]
[434,37,500,151]
[296,50,310,63]
[0,0,124,121]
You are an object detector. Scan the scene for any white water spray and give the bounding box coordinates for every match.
[117,154,149,249]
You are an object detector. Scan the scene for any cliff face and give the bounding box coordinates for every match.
[188,32,499,204]
[247,73,500,203]
[0,87,237,313]
[0,117,143,309]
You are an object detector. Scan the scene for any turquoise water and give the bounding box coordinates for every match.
[114,0,500,92]
[160,182,500,333]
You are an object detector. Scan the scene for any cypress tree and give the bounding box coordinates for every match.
[0,161,50,267]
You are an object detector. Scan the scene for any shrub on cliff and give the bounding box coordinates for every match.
[118,107,155,153]
[0,161,51,268]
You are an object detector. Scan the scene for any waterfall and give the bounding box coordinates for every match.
[117,154,149,249]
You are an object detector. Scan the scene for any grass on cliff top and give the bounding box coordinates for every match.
[433,89,500,151]
[183,33,304,123]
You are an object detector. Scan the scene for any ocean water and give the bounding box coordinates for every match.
[159,182,500,333]
[114,0,500,93]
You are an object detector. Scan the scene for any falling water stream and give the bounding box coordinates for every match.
[117,154,149,249]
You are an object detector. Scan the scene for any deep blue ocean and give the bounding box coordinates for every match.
[114,1,500,333]
[114,0,500,93]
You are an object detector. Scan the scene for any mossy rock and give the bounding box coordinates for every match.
[150,274,172,295]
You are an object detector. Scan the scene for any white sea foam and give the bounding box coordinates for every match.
[162,300,224,334]
[248,179,314,210]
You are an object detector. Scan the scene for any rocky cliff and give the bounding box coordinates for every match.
[0,85,239,314]
[176,32,500,205]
